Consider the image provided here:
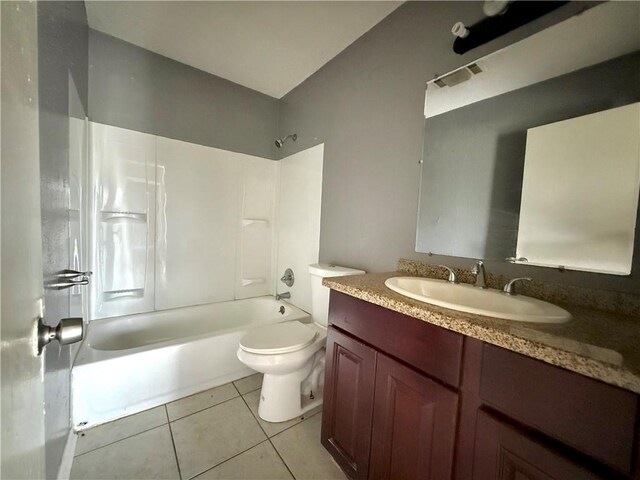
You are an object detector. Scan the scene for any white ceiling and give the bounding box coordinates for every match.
[86,1,402,98]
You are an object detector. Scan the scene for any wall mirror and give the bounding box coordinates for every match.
[415,2,640,275]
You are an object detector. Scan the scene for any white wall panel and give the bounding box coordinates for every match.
[89,123,293,317]
[90,123,156,319]
[276,144,324,313]
[155,137,242,310]
[236,157,277,299]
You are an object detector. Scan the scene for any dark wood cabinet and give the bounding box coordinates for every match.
[322,327,377,480]
[323,324,459,480]
[322,291,640,480]
[472,411,602,480]
[480,344,638,475]
[369,354,458,480]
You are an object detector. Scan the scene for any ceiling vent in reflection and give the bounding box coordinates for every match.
[434,63,483,88]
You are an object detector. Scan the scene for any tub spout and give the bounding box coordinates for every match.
[276,292,290,300]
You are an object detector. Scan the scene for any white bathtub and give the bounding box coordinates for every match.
[72,296,310,429]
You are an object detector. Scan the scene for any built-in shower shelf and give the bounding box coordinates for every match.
[242,218,269,227]
[241,278,266,287]
[101,211,147,222]
[103,288,145,301]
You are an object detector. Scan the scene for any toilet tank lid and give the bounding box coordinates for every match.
[308,263,366,277]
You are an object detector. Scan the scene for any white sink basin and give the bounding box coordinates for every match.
[384,277,572,324]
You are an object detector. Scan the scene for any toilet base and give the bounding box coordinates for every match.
[257,373,324,423]
[257,349,326,423]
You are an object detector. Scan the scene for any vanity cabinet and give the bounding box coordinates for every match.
[322,328,377,479]
[322,291,640,480]
[369,353,458,480]
[322,326,458,480]
[472,411,602,480]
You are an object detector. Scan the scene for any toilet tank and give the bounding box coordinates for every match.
[308,263,365,326]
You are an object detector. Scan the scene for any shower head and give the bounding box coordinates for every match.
[275,133,297,148]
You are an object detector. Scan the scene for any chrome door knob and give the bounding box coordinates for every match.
[37,317,84,355]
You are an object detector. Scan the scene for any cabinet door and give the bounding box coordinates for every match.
[322,327,377,480]
[472,411,603,480]
[369,354,458,480]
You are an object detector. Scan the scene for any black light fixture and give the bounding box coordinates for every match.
[451,1,569,55]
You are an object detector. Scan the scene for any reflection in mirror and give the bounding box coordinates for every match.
[416,1,640,275]
[516,103,640,275]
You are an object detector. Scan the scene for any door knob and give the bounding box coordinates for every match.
[37,317,84,355]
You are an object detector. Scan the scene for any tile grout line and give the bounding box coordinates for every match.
[168,392,241,423]
[184,439,273,480]
[174,383,265,480]
[238,393,269,437]
[73,379,267,476]
[268,434,297,480]
[231,381,242,396]
[238,391,297,480]
[73,420,169,458]
[181,391,267,479]
[76,383,250,457]
[73,377,322,480]
[75,387,247,458]
[165,404,184,480]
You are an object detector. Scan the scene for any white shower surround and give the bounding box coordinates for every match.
[155,137,279,309]
[89,122,317,319]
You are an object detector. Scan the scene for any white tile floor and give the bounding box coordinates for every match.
[70,373,346,480]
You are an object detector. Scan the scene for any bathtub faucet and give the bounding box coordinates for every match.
[276,292,291,300]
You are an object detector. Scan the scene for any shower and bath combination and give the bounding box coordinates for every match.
[275,133,297,148]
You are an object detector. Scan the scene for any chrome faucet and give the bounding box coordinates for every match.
[471,261,487,289]
[437,265,458,284]
[276,292,291,300]
[502,277,532,296]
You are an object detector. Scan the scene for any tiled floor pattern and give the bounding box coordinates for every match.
[70,373,346,480]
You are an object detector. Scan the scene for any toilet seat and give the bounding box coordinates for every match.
[239,322,318,355]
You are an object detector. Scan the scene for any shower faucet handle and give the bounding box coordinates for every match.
[280,268,295,287]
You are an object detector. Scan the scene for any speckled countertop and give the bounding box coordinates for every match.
[323,272,640,394]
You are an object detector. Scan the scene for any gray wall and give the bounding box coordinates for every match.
[37,2,89,478]
[278,1,640,295]
[89,29,279,159]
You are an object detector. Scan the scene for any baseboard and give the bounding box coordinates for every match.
[56,429,77,480]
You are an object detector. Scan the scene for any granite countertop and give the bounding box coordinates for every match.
[323,272,640,394]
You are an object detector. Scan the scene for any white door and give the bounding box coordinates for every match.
[1,2,47,478]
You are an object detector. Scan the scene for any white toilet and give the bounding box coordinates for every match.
[237,263,365,422]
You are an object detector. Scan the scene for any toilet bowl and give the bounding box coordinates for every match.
[237,321,326,422]
[237,263,365,423]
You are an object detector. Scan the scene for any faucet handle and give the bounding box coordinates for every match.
[502,277,532,296]
[437,265,458,283]
[471,260,484,274]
